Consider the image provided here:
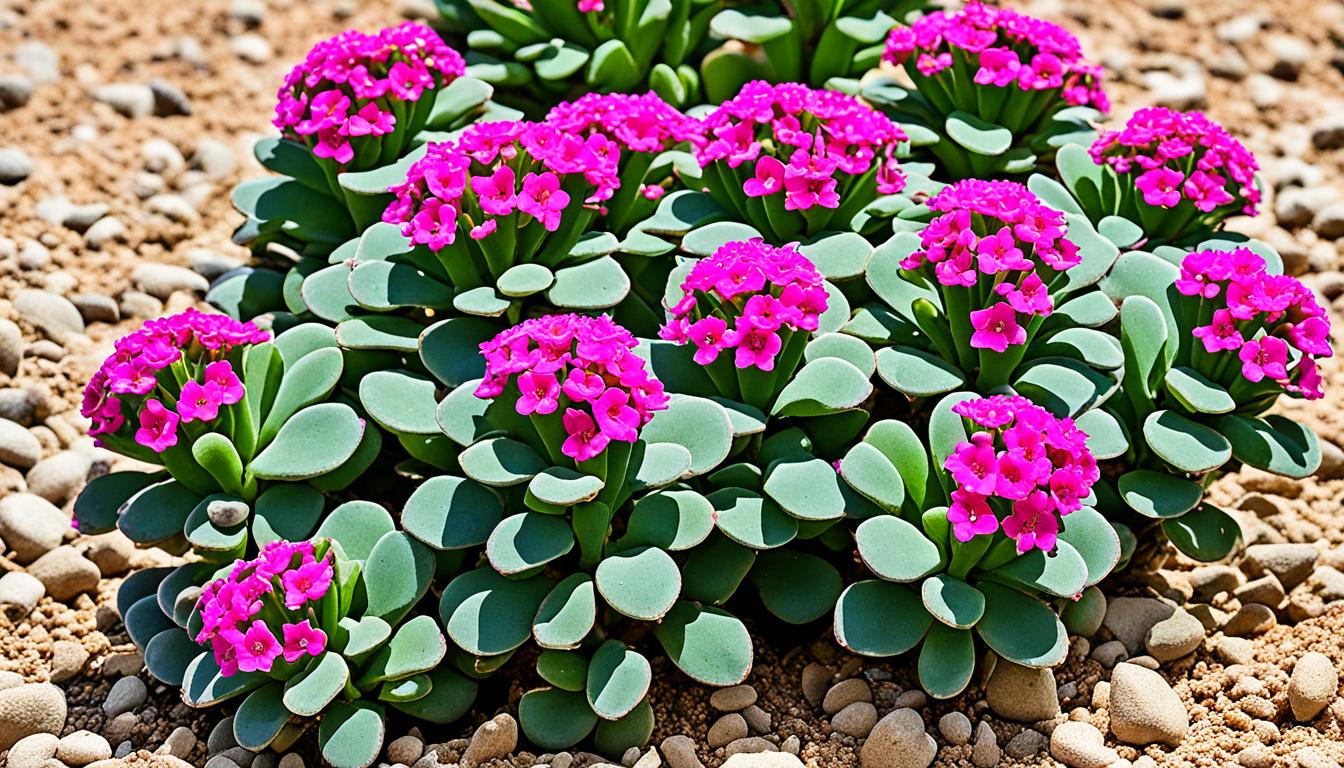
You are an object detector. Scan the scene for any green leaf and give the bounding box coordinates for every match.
[301,264,360,323]
[283,652,349,717]
[762,457,862,522]
[918,624,975,699]
[419,317,495,388]
[459,437,546,487]
[681,221,764,256]
[856,516,941,582]
[626,442,693,493]
[487,511,575,575]
[182,651,267,707]
[624,489,714,551]
[537,650,587,692]
[594,699,655,756]
[337,616,391,662]
[709,8,793,42]
[348,261,452,310]
[750,550,843,624]
[1061,586,1107,637]
[335,315,423,352]
[805,333,877,376]
[119,480,201,545]
[1117,470,1201,519]
[595,546,681,621]
[1162,503,1242,562]
[359,370,441,435]
[519,689,598,751]
[233,684,292,751]
[388,667,478,724]
[1058,215,1121,294]
[638,394,734,476]
[1098,216,1144,249]
[251,403,364,480]
[435,380,493,446]
[75,471,165,535]
[528,467,604,507]
[709,487,798,549]
[772,357,874,417]
[440,567,553,656]
[144,628,198,688]
[400,475,501,551]
[1056,506,1123,588]
[1143,410,1232,474]
[945,112,1011,156]
[587,641,651,720]
[1075,408,1127,460]
[314,500,395,561]
[1013,358,1116,419]
[253,483,324,548]
[547,256,630,309]
[253,137,329,193]
[1165,367,1235,414]
[497,263,555,297]
[975,582,1067,667]
[318,702,384,768]
[534,574,597,650]
[864,420,932,509]
[183,493,246,553]
[798,232,872,280]
[1035,328,1123,370]
[586,39,642,91]
[363,531,435,626]
[840,442,906,512]
[920,574,985,629]
[834,580,932,656]
[356,615,447,687]
[875,345,965,398]
[1220,414,1321,479]
[985,539,1088,598]
[679,534,755,605]
[654,602,753,686]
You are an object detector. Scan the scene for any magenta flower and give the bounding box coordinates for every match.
[687,317,729,365]
[1135,167,1184,208]
[948,489,998,542]
[561,408,610,463]
[235,620,283,673]
[969,303,1026,353]
[177,380,226,424]
[1003,490,1060,553]
[212,633,241,676]
[743,156,786,198]
[204,361,245,404]
[1191,309,1243,353]
[471,165,517,216]
[516,371,561,416]
[281,621,328,664]
[518,171,570,231]
[728,324,783,371]
[593,388,640,442]
[134,398,179,453]
[281,559,333,609]
[945,433,999,497]
[1238,337,1290,383]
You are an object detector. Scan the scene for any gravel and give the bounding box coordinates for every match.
[1288,652,1338,721]
[0,147,33,184]
[1108,663,1189,747]
[92,83,155,118]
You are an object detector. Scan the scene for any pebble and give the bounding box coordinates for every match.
[277,755,303,768]
[159,726,196,759]
[28,340,65,362]
[385,735,424,764]
[0,420,43,470]
[231,34,274,64]
[0,683,67,751]
[102,676,148,719]
[1224,603,1276,637]
[1144,610,1205,662]
[741,704,770,734]
[1103,597,1175,654]
[720,755,803,768]
[1244,543,1319,589]
[62,202,110,232]
[133,262,209,300]
[208,716,237,754]
[84,216,126,249]
[0,74,33,111]
[119,290,162,318]
[102,650,144,678]
[821,678,871,715]
[0,572,46,621]
[0,493,69,562]
[1049,721,1119,768]
[28,546,100,601]
[800,663,830,708]
[149,79,192,116]
[460,713,517,766]
[861,708,935,768]
[708,713,747,747]
[71,294,121,324]
[937,712,972,745]
[103,712,137,744]
[58,730,113,765]
[188,248,244,280]
[1312,117,1344,150]
[0,147,33,185]
[193,139,238,181]
[724,737,776,757]
[15,42,60,84]
[1107,663,1189,747]
[970,722,1000,768]
[9,733,60,768]
[0,319,21,376]
[26,450,92,505]
[13,289,85,344]
[1288,652,1338,721]
[1234,573,1286,607]
[1265,34,1310,80]
[660,735,703,768]
[832,701,878,738]
[146,194,201,225]
[51,640,90,683]
[1237,745,1274,768]
[710,684,757,712]
[1313,203,1344,240]
[986,662,1060,722]
[93,83,155,118]
[1216,636,1256,666]
[1187,565,1244,601]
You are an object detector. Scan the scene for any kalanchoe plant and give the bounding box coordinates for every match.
[835,393,1120,698]
[692,81,909,243]
[861,2,1107,179]
[1098,245,1330,562]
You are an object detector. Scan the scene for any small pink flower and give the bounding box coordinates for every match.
[1238,336,1289,383]
[947,489,998,542]
[593,388,640,442]
[469,219,497,240]
[281,621,328,664]
[177,380,226,423]
[561,408,610,462]
[945,433,999,496]
[516,371,561,416]
[135,398,179,453]
[344,102,395,137]
[517,171,570,231]
[235,620,282,673]
[1003,490,1059,553]
[562,368,606,402]
[743,156,786,197]
[688,317,729,365]
[969,302,1026,352]
[204,361,245,405]
[728,323,783,371]
[212,632,241,676]
[280,559,333,609]
[471,165,517,216]
[1134,167,1185,208]
[1191,309,1243,353]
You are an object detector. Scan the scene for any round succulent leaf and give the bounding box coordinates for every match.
[283,651,349,717]
[144,628,198,688]
[1220,414,1321,479]
[419,318,495,388]
[874,343,968,397]
[336,616,391,662]
[233,683,292,752]
[798,231,872,280]
[352,220,414,262]
[348,261,452,310]
[638,394,734,476]
[707,398,768,438]
[300,264,360,323]
[840,442,907,512]
[363,531,435,625]
[156,562,214,625]
[336,316,424,352]
[984,538,1088,598]
[856,516,941,582]
[918,624,975,700]
[182,650,267,707]
[816,280,851,335]
[1013,358,1116,419]
[805,333,877,376]
[487,512,575,575]
[920,574,985,629]
[595,546,681,621]
[251,403,364,481]
[387,667,478,724]
[459,437,547,486]
[75,471,164,535]
[120,479,201,545]
[1034,328,1123,370]
[680,534,756,605]
[1117,470,1201,520]
[834,580,932,657]
[435,381,493,446]
[537,649,588,692]
[519,688,599,751]
[710,8,793,42]
[534,574,597,650]
[627,441,694,492]
[314,500,395,561]
[451,286,509,317]
[357,615,447,688]
[1057,214,1121,294]
[1165,367,1235,414]
[1056,506,1123,588]
[400,475,502,551]
[1048,291,1118,330]
[125,599,175,653]
[359,370,441,435]
[1074,408,1127,460]
[118,568,172,622]
[709,487,798,549]
[546,256,630,309]
[183,493,246,553]
[1162,503,1242,562]
[1061,585,1108,637]
[586,641,652,720]
[624,489,714,551]
[653,602,753,686]
[1143,410,1232,474]
[772,357,874,417]
[974,581,1068,667]
[497,263,555,297]
[594,699,655,757]
[681,221,763,256]
[259,345,344,444]
[1098,215,1144,249]
[764,456,867,522]
[252,484,324,548]
[440,567,554,656]
[528,467,604,507]
[378,675,430,703]
[749,550,843,624]
[317,702,384,768]
[945,111,1011,155]
[863,419,933,509]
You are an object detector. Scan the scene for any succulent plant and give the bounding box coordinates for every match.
[855,2,1107,180]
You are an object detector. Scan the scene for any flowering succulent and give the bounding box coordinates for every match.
[1097,243,1331,561]
[693,81,909,242]
[865,2,1107,179]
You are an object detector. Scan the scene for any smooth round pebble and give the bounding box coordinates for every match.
[8,733,60,768]
[103,676,148,719]
[57,730,113,766]
[860,708,936,768]
[832,701,878,738]
[1288,652,1338,721]
[938,712,972,745]
[821,678,871,715]
[710,684,757,712]
[0,683,67,751]
[708,713,748,747]
[1049,721,1119,768]
[1108,663,1189,747]
[27,546,100,601]
[986,662,1060,722]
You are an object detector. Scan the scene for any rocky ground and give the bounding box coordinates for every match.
[2,0,1344,767]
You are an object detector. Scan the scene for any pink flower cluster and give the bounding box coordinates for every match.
[659,239,828,372]
[693,81,908,211]
[274,23,464,166]
[945,395,1099,554]
[900,180,1080,353]
[383,121,618,251]
[1089,107,1261,217]
[81,310,269,453]
[474,314,669,462]
[882,2,1108,112]
[196,540,333,676]
[1178,248,1330,399]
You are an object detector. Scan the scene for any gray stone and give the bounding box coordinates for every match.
[0,493,67,562]
[660,735,703,768]
[14,289,85,343]
[0,420,43,470]
[28,546,100,601]
[0,319,21,376]
[58,730,113,765]
[860,708,935,768]
[62,202,109,231]
[1265,34,1310,80]
[708,713,747,747]
[1274,187,1333,228]
[208,500,250,528]
[720,755,802,768]
[831,701,878,738]
[1216,636,1256,665]
[103,676,147,719]
[159,726,196,759]
[119,290,162,318]
[25,450,92,505]
[386,735,424,764]
[1234,573,1286,607]
[741,704,770,734]
[187,247,243,280]
[149,79,192,117]
[193,140,238,181]
[801,663,830,708]
[93,84,155,118]
[1108,663,1188,747]
[1145,610,1205,662]
[71,294,121,324]
[1216,13,1264,43]
[84,216,126,249]
[970,722,1000,768]
[986,662,1060,722]
[15,42,60,84]
[1103,597,1175,655]
[1049,721,1119,768]
[1225,603,1277,637]
[0,147,33,185]
[1288,652,1337,721]
[231,34,274,64]
[710,684,757,712]
[724,737,776,757]
[460,713,517,767]
[0,572,45,621]
[50,640,90,683]
[1004,730,1047,759]
[146,194,200,224]
[0,75,33,111]
[1313,203,1344,240]
[207,716,237,754]
[133,262,209,300]
[0,683,67,751]
[937,712,972,745]
[822,678,871,715]
[141,138,185,174]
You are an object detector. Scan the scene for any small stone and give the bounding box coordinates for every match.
[710,684,757,712]
[208,500,250,528]
[102,651,144,678]
[1312,117,1344,151]
[0,493,69,563]
[83,531,136,577]
[822,678,871,715]
[720,755,802,768]
[70,294,120,324]
[192,140,238,181]
[148,79,192,117]
[1003,730,1047,760]
[187,248,243,280]
[893,690,927,710]
[208,717,237,754]
[1245,544,1319,589]
[861,708,935,768]
[146,194,200,225]
[160,727,196,759]
[231,34,274,64]
[141,138,185,174]
[741,705,770,734]
[50,640,90,683]
[84,216,126,249]
[28,546,100,601]
[0,683,67,751]
[1265,34,1310,80]
[723,737,776,757]
[9,733,59,768]
[386,735,424,764]
[971,722,1000,768]
[1288,652,1338,721]
[1144,610,1205,662]
[1312,203,1344,240]
[102,676,148,719]
[1187,565,1244,601]
[460,713,517,767]
[659,735,703,768]
[277,755,303,768]
[801,663,830,708]
[0,320,21,376]
[13,290,85,344]
[832,701,878,738]
[1103,597,1175,655]
[0,75,33,111]
[58,730,113,766]
[1216,13,1263,43]
[132,263,210,300]
[780,736,799,756]
[1237,745,1274,768]
[708,713,747,747]
[1224,603,1276,637]
[1050,721,1119,768]
[0,147,33,185]
[119,290,162,319]
[938,712,972,745]
[102,712,137,744]
[1234,573,1286,607]
[93,84,155,118]
[1216,636,1256,666]
[986,662,1060,722]
[1293,747,1336,768]
[1108,663,1189,747]
[26,450,92,505]
[0,421,43,471]
[15,42,60,84]
[0,572,45,621]
[17,240,49,270]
